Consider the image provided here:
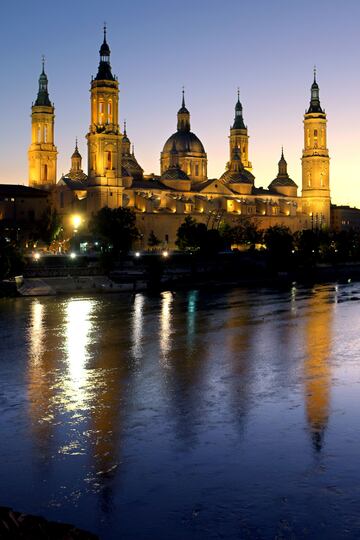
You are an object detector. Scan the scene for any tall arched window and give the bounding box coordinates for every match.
[44,124,48,143]
[107,151,112,170]
[37,125,41,143]
[108,100,112,122]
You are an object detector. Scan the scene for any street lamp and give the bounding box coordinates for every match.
[71,214,82,231]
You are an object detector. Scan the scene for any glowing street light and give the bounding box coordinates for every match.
[135,251,141,258]
[71,214,82,231]
[162,250,169,258]
[70,252,77,259]
[33,252,41,261]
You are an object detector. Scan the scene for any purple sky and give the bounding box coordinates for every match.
[1,0,359,206]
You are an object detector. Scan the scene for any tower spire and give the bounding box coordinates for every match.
[232,89,246,129]
[35,57,51,107]
[95,24,114,81]
[177,88,190,131]
[307,67,323,114]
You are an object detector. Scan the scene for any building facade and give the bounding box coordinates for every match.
[28,30,331,248]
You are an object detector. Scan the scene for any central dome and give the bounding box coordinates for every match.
[162,131,205,154]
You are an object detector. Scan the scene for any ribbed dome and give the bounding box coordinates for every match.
[220,169,254,185]
[161,165,190,181]
[162,131,205,154]
[268,176,297,188]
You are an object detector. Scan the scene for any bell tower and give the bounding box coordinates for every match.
[228,90,252,172]
[301,69,330,228]
[86,26,124,213]
[28,58,57,189]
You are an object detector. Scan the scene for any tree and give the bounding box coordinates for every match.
[176,216,207,252]
[227,218,262,250]
[30,207,62,246]
[148,230,161,249]
[264,225,294,268]
[89,206,139,255]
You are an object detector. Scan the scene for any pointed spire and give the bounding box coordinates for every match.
[177,88,190,131]
[95,24,114,81]
[34,56,51,107]
[123,120,127,137]
[307,67,324,114]
[232,89,246,129]
[278,147,288,176]
[72,137,81,158]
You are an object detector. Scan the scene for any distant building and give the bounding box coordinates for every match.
[0,184,49,223]
[331,205,360,231]
[26,28,332,247]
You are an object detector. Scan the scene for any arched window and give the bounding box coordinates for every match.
[37,125,41,143]
[44,164,48,182]
[44,124,48,143]
[107,151,112,170]
[99,101,104,124]
[108,100,112,122]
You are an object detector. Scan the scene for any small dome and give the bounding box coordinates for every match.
[220,169,254,185]
[162,131,205,154]
[161,165,190,181]
[269,177,297,188]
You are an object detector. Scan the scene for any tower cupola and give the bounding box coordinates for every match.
[35,57,51,107]
[232,89,246,130]
[95,24,115,81]
[307,67,324,114]
[177,89,190,131]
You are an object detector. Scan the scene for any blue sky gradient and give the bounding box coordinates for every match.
[1,0,360,205]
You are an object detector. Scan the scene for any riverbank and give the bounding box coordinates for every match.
[2,252,360,296]
[0,506,98,539]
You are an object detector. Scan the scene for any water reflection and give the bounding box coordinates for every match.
[160,291,173,363]
[64,299,94,411]
[303,289,334,451]
[131,293,144,361]
[29,301,45,364]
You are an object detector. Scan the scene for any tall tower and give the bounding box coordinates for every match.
[301,70,330,228]
[86,26,124,212]
[228,90,252,172]
[28,58,57,189]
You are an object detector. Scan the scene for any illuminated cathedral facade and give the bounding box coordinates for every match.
[28,29,331,248]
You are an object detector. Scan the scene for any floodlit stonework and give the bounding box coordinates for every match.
[29,30,331,248]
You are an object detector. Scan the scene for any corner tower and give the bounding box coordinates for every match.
[228,90,252,172]
[301,70,330,228]
[28,59,57,188]
[86,26,124,212]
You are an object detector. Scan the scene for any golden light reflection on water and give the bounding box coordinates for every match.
[63,299,94,412]
[131,293,144,361]
[160,291,173,363]
[303,289,334,451]
[29,301,45,364]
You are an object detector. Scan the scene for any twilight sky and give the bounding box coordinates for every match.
[0,0,359,206]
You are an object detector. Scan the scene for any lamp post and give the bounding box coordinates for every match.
[71,214,82,253]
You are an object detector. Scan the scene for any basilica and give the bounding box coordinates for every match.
[28,29,331,248]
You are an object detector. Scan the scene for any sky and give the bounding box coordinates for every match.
[0,0,359,206]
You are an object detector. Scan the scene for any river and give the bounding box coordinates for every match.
[0,284,360,539]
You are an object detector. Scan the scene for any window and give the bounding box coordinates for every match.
[108,100,112,122]
[44,164,48,182]
[37,125,41,143]
[307,129,310,147]
[195,164,199,176]
[107,151,112,170]
[165,234,169,243]
[44,124,48,143]
[99,102,104,124]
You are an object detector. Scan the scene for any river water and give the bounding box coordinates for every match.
[0,284,360,539]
